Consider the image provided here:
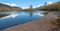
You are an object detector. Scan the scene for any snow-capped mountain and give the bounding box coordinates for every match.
[34,1,53,10]
[45,1,53,5]
[0,3,11,7]
[0,2,22,10]
[35,1,53,8]
[0,2,18,7]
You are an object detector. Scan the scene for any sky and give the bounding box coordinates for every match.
[0,0,60,8]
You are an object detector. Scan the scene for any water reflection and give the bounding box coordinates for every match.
[1,13,19,19]
[0,11,46,30]
[0,14,9,18]
[30,11,32,17]
[38,13,44,16]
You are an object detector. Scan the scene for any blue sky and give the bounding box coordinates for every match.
[0,0,60,8]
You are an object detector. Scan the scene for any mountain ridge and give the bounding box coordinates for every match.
[37,1,60,11]
[0,3,22,11]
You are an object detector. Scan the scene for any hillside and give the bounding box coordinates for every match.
[38,1,60,11]
[0,3,23,11]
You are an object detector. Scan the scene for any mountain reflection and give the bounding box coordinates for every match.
[0,14,9,18]
[1,13,19,19]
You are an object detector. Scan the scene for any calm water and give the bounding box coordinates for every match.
[0,10,47,30]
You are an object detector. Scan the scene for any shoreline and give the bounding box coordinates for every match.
[2,12,57,31]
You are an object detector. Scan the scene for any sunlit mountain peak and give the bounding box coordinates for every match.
[45,1,53,5]
[0,2,18,7]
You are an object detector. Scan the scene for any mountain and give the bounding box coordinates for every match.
[34,1,53,10]
[0,2,19,7]
[0,3,11,7]
[44,1,53,5]
[0,2,23,11]
[37,1,60,11]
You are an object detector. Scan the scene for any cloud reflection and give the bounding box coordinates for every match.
[38,13,44,16]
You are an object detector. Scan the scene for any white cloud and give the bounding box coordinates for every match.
[0,2,18,7]
[46,1,53,5]
[10,3,17,6]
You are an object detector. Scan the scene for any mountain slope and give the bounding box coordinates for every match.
[38,1,60,11]
[0,3,22,11]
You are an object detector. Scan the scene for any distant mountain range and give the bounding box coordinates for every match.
[0,2,23,11]
[0,1,60,11]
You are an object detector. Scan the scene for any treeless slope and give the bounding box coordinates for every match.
[2,12,57,31]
